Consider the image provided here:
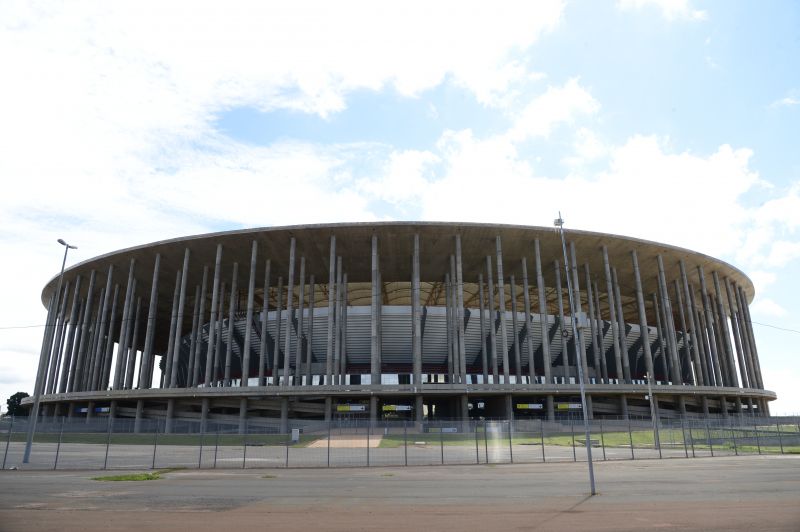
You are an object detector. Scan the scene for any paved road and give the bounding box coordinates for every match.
[0,455,798,531]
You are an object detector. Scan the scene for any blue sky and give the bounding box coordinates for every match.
[1,0,799,413]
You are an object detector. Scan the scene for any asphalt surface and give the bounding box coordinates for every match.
[0,455,798,531]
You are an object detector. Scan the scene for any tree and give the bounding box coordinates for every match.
[6,392,30,416]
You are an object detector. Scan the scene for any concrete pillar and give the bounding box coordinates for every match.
[569,242,590,385]
[412,234,422,388]
[371,234,380,386]
[325,235,336,386]
[66,300,86,393]
[58,275,82,393]
[735,285,757,389]
[692,291,714,387]
[341,274,349,381]
[283,238,296,387]
[84,287,105,391]
[603,247,624,383]
[108,400,117,420]
[324,397,332,422]
[701,396,710,417]
[738,285,764,389]
[485,256,498,383]
[677,396,687,417]
[455,235,467,383]
[224,262,239,386]
[118,280,138,388]
[124,297,142,389]
[724,277,749,389]
[258,260,271,387]
[585,395,593,420]
[546,395,555,421]
[272,277,282,385]
[88,267,114,391]
[238,398,248,435]
[306,275,316,384]
[698,266,724,387]
[554,261,569,383]
[584,265,600,384]
[445,272,454,382]
[238,242,258,387]
[657,255,682,385]
[134,399,144,433]
[630,250,655,382]
[593,282,608,383]
[200,397,210,433]
[510,275,522,382]
[672,280,692,385]
[478,273,488,383]
[47,281,71,395]
[734,396,743,415]
[203,245,223,387]
[620,396,629,419]
[680,261,705,386]
[163,270,181,389]
[85,401,95,423]
[333,257,343,384]
[521,258,535,384]
[165,399,175,434]
[295,257,306,385]
[504,394,514,420]
[496,236,510,384]
[652,292,669,381]
[369,396,378,426]
[720,397,729,418]
[169,249,191,388]
[713,272,738,387]
[187,280,203,388]
[141,254,161,389]
[415,395,424,424]
[460,395,469,427]
[72,269,97,392]
[280,399,289,433]
[534,240,551,385]
[101,285,120,390]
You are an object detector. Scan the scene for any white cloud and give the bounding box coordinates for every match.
[617,0,707,21]
[506,78,600,141]
[750,298,787,318]
[769,96,800,109]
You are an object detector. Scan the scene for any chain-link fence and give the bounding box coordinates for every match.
[2,414,798,471]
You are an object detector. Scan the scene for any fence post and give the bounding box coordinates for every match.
[599,419,606,461]
[483,421,489,464]
[680,418,688,458]
[688,420,696,458]
[367,423,371,467]
[508,421,513,464]
[439,426,444,465]
[540,418,546,463]
[103,415,114,470]
[198,429,204,469]
[242,421,248,469]
[213,429,219,468]
[628,418,634,460]
[327,421,331,468]
[753,420,761,455]
[730,422,738,456]
[474,422,479,464]
[53,416,65,470]
[2,415,13,470]
[571,417,576,462]
[151,420,160,469]
[705,420,714,457]
[405,421,409,467]
[776,422,784,454]
[285,439,289,468]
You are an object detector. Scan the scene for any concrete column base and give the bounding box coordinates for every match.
[134,400,144,433]
[677,396,687,417]
[546,395,555,421]
[505,394,514,421]
[200,398,210,433]
[620,395,629,419]
[369,396,378,426]
[734,396,743,415]
[109,400,117,419]
[324,397,332,422]
[720,396,729,418]
[414,396,424,424]
[701,396,710,417]
[85,401,95,423]
[280,398,289,433]
[165,399,175,434]
[238,398,248,435]
[585,395,593,420]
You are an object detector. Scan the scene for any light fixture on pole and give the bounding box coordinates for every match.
[554,212,596,496]
[23,239,77,463]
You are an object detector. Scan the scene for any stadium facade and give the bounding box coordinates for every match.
[28,222,775,432]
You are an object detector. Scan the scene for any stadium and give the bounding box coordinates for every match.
[27,222,775,432]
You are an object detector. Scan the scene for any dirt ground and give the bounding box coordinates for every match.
[1,455,798,531]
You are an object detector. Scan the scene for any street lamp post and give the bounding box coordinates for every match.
[23,239,77,463]
[554,213,596,496]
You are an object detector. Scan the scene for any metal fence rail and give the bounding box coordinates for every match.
[2,415,798,471]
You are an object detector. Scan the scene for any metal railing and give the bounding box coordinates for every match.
[2,415,798,471]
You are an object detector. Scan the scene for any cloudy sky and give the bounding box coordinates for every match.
[1,0,798,414]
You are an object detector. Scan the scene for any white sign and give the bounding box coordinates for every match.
[516,403,544,410]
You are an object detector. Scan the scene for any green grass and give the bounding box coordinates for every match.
[10,432,323,447]
[92,472,162,481]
